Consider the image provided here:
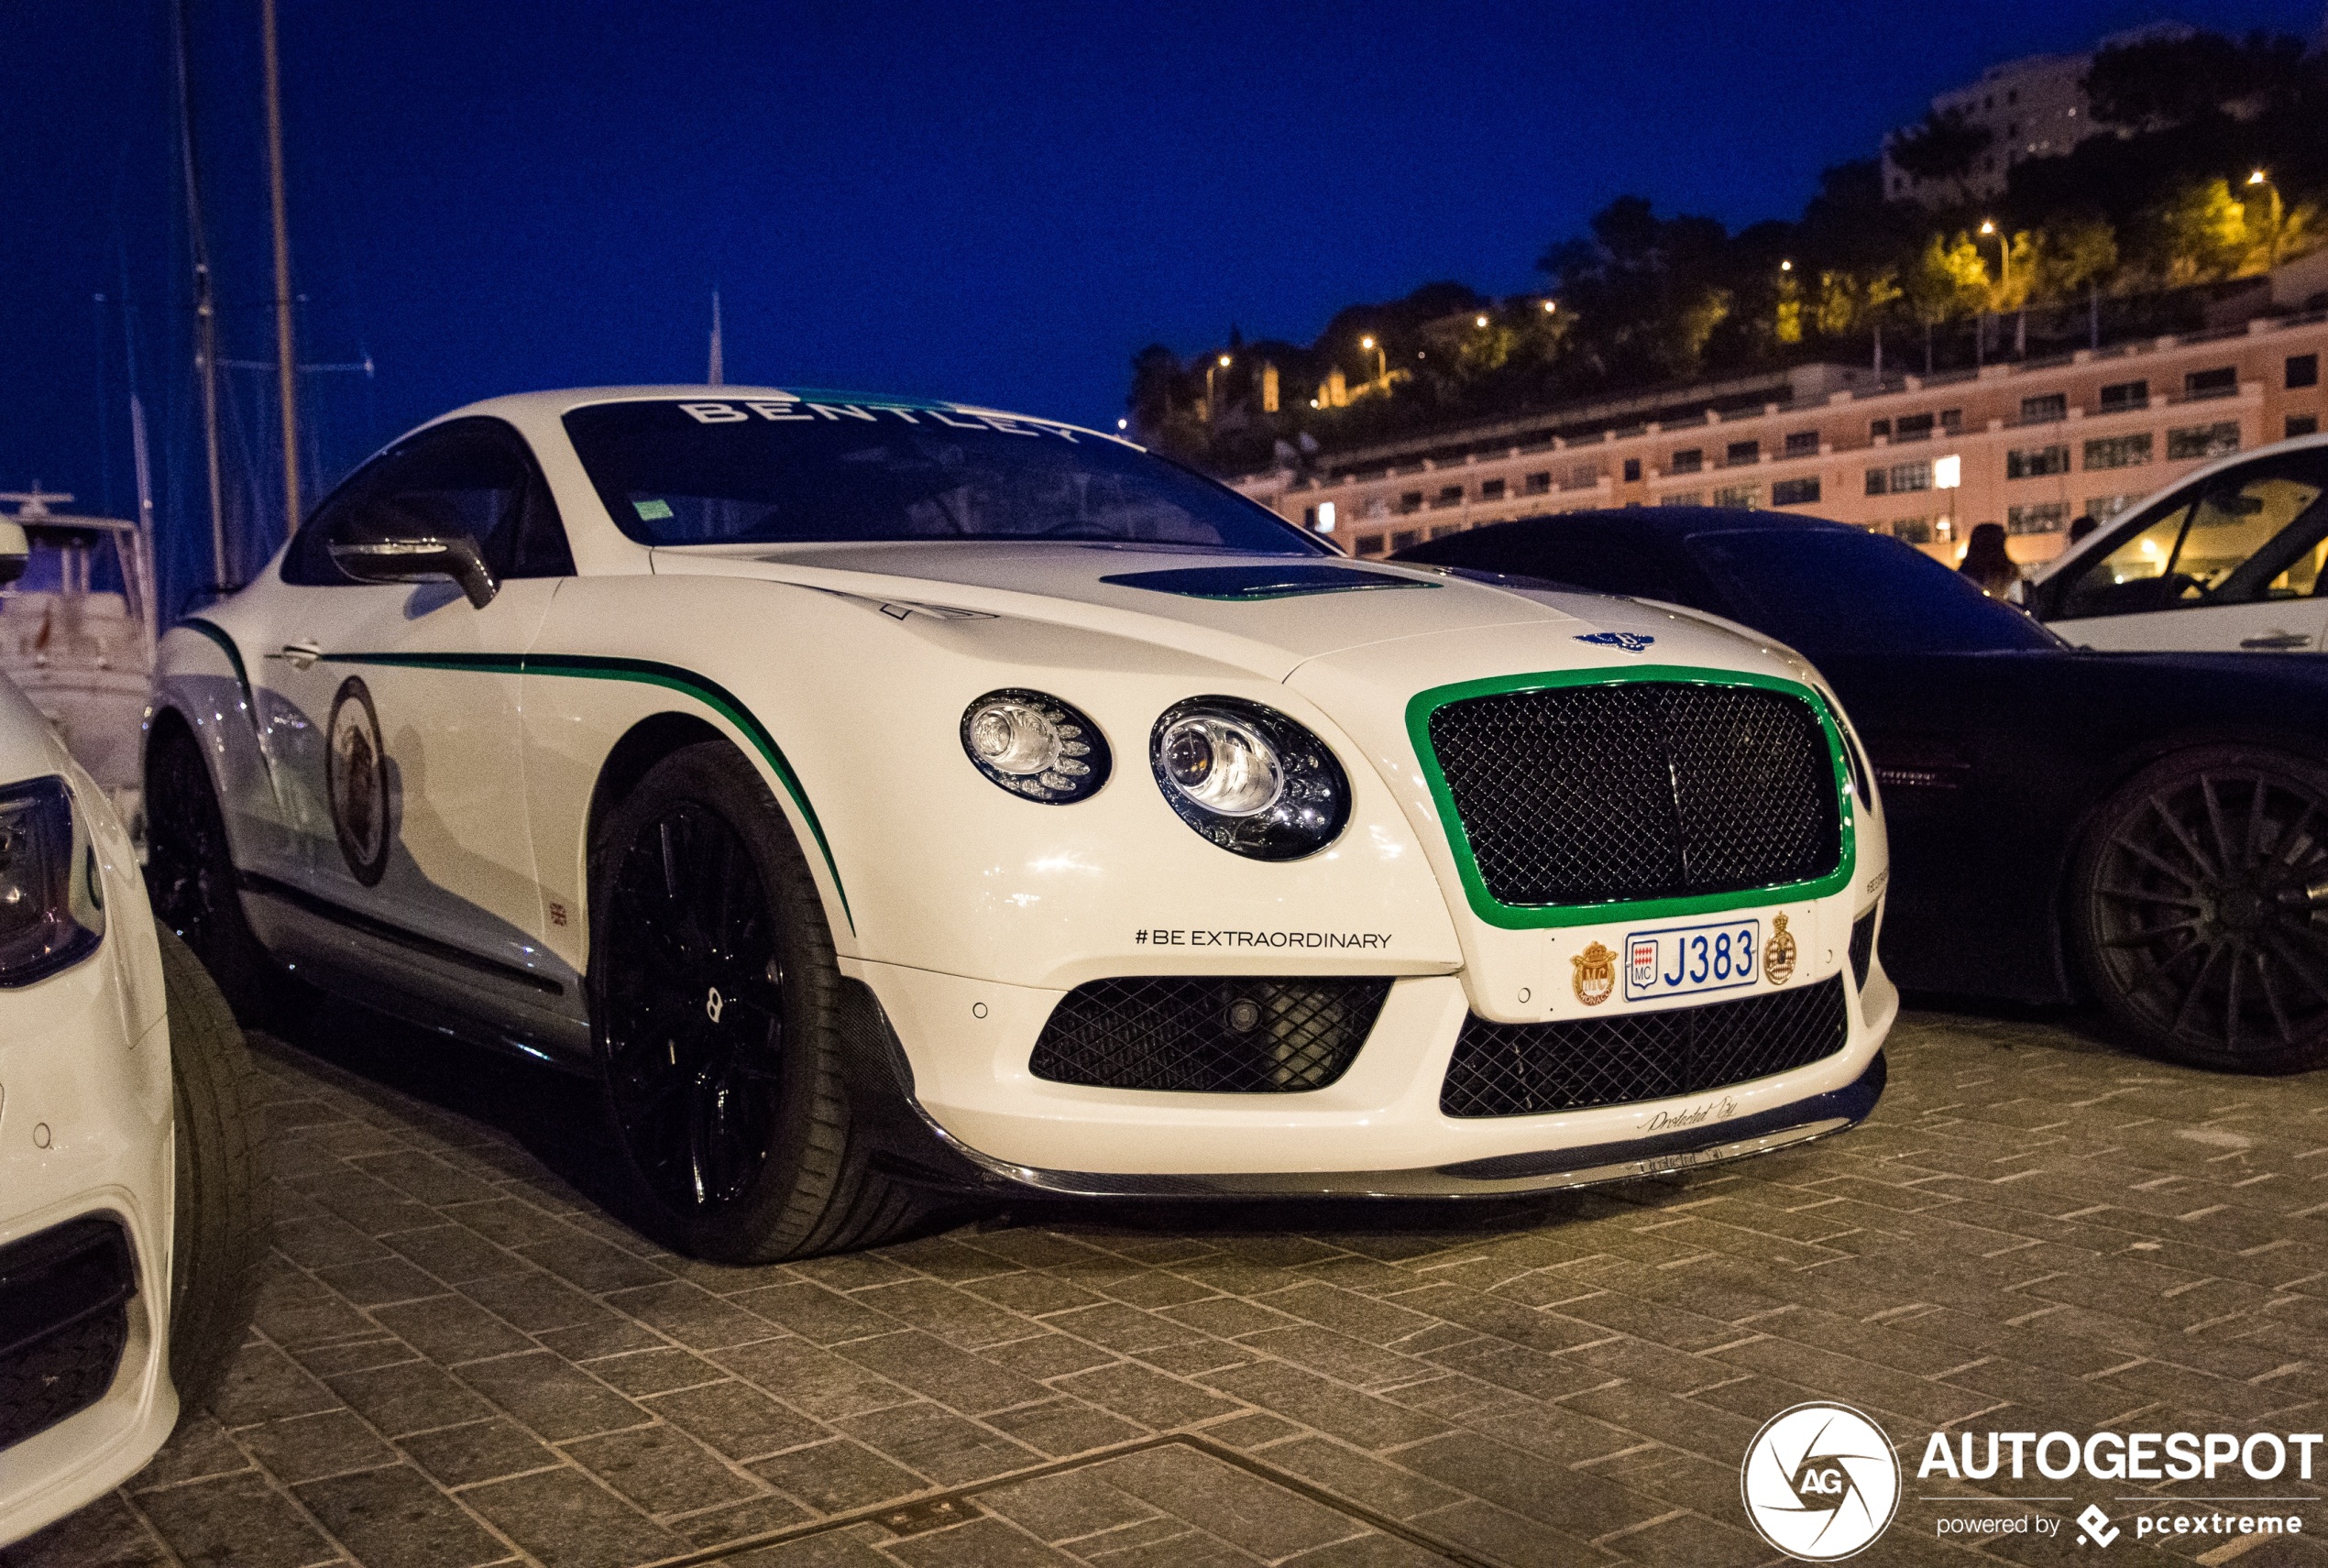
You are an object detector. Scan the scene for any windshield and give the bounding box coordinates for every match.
[1686,528,2061,657]
[563,398,1322,553]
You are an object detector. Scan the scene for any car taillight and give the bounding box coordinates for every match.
[0,776,105,986]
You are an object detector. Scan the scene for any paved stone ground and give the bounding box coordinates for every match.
[7,1000,2328,1568]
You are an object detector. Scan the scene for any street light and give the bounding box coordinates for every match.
[1541,299,1556,313]
[1357,334,1387,385]
[2249,169,2286,267]
[1779,259,1793,273]
[1474,314,1489,328]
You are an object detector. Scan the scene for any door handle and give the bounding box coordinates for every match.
[2239,631,2312,650]
[270,640,324,669]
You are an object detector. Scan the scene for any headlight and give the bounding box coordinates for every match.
[1151,697,1349,860]
[960,689,1111,803]
[0,776,105,987]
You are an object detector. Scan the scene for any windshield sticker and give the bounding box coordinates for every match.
[675,399,1082,441]
[632,499,673,521]
[1575,630,1654,652]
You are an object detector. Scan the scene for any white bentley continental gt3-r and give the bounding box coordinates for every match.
[0,523,265,1548]
[145,387,1895,1263]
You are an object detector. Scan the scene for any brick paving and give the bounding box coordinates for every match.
[7,1002,2328,1568]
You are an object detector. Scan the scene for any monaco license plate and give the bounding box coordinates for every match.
[1623,917,1761,1003]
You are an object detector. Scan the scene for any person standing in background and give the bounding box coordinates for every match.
[1958,521,2020,598]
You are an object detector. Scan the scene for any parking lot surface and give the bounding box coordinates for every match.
[5,1002,2325,1568]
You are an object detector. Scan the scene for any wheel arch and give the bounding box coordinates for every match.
[585,710,729,855]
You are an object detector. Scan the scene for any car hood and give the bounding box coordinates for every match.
[647,541,1792,683]
[0,674,70,786]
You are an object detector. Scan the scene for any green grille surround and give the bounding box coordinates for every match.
[1404,665,1858,930]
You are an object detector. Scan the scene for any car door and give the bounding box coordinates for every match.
[249,418,573,991]
[2041,452,2328,652]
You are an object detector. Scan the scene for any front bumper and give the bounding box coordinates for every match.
[845,913,1897,1197]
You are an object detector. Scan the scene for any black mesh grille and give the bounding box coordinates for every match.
[1032,977,1391,1092]
[1426,682,1841,907]
[0,1216,134,1453]
[1441,976,1850,1118]
[1850,907,1879,992]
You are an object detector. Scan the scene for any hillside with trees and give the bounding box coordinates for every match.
[1132,26,2327,476]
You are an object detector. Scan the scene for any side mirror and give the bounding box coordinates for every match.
[329,532,499,609]
[0,521,27,587]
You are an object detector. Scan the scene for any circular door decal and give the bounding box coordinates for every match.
[325,675,392,885]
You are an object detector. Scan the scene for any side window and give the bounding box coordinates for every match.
[2055,457,2328,619]
[2055,496,2197,619]
[280,419,574,586]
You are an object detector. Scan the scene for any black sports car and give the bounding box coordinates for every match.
[1394,509,2328,1074]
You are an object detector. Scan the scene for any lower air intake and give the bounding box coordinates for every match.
[0,1216,135,1453]
[1032,976,1391,1093]
[1442,977,1850,1118]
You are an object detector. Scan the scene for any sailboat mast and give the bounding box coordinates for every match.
[172,0,229,591]
[261,0,300,536]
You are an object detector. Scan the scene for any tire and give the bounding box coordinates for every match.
[2070,745,2328,1073]
[159,927,270,1414]
[144,722,293,1029]
[587,741,925,1262]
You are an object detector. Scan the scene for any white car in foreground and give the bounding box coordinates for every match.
[146,386,1894,1263]
[0,522,266,1548]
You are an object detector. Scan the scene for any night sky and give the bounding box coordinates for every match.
[5,1,2322,602]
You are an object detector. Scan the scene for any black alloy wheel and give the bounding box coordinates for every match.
[2074,746,2328,1073]
[587,741,924,1261]
[145,723,277,1025]
[598,800,787,1212]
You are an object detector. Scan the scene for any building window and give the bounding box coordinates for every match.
[2183,367,2237,400]
[1301,506,1318,527]
[1566,462,1600,490]
[1478,477,1505,500]
[1939,408,1963,433]
[2083,433,2153,470]
[1869,418,1892,440]
[1390,529,1422,552]
[2291,415,2321,439]
[2020,393,2067,423]
[1356,533,1386,556]
[1398,490,1423,514]
[1784,430,1819,457]
[1659,492,1703,508]
[1431,523,1466,540]
[1894,412,1936,442]
[1523,471,1551,495]
[2167,422,2240,460]
[1724,439,1760,466]
[2290,354,2321,389]
[1431,485,1463,509]
[1669,448,1703,475]
[2006,444,2070,478]
[1621,457,1642,482]
[2086,494,2138,524]
[1713,483,1761,509]
[2099,379,2149,412]
[2006,501,2068,534]
[1772,477,1821,506]
[1867,460,1931,497]
[1893,517,1935,543]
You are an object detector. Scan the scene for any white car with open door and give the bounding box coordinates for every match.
[2028,430,2328,651]
[145,386,1894,1264]
[0,521,267,1549]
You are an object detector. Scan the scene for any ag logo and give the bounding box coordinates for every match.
[1570,940,1616,1006]
[1741,1402,1899,1561]
[1763,911,1799,985]
[325,675,392,886]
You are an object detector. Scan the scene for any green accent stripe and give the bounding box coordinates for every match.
[325,650,854,932]
[1404,664,1858,930]
[179,617,255,715]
